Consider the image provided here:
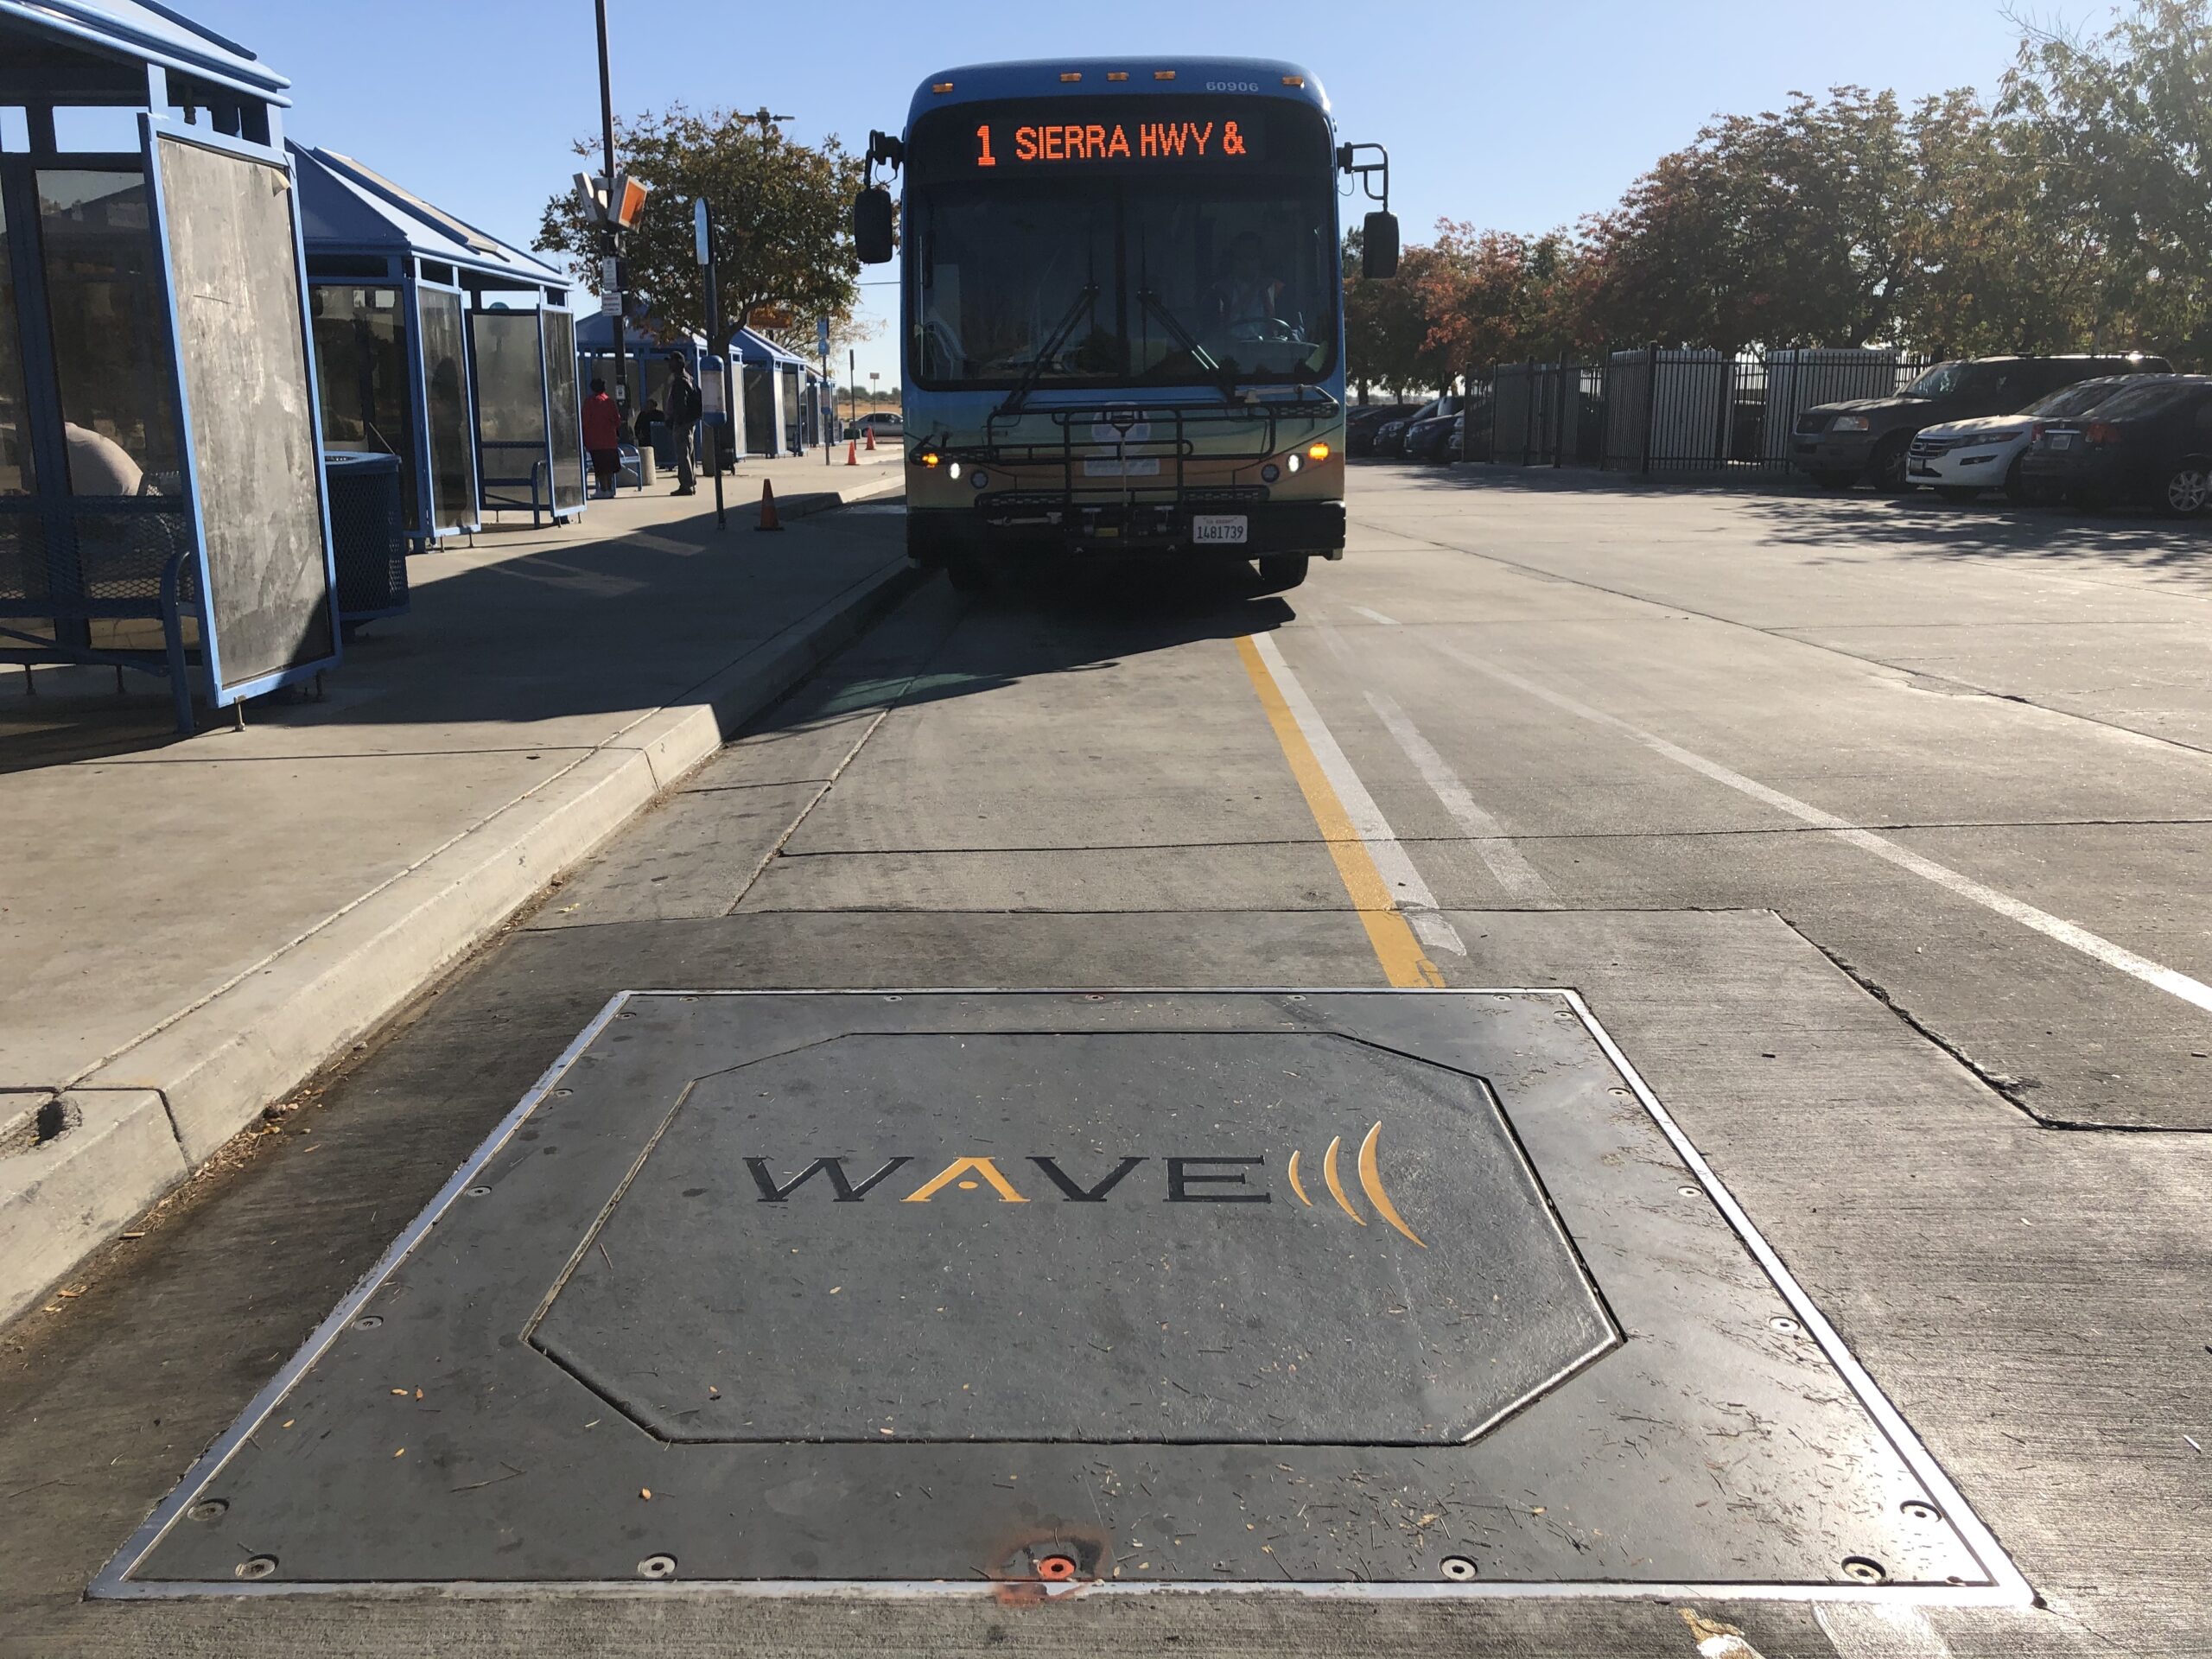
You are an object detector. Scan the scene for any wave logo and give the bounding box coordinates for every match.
[1286,1122,1426,1247]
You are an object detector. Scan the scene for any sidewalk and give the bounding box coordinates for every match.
[0,452,906,1323]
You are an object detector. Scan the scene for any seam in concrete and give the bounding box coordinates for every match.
[1,539,921,1328]
[1792,923,2211,1136]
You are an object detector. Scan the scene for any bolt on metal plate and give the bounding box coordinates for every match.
[95,991,2031,1604]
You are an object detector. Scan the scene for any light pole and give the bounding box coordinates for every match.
[869,370,880,419]
[594,0,626,413]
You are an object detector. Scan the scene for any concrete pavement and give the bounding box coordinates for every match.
[3,464,2209,1656]
[0,451,903,1325]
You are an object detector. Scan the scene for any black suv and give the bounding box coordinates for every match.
[1792,354,2169,490]
[2017,375,2212,517]
[1346,403,1421,458]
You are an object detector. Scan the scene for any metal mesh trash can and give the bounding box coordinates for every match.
[322,452,409,632]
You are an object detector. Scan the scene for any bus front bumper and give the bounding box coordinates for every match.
[912,499,1347,563]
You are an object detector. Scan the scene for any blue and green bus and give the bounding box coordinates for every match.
[855,58,1396,591]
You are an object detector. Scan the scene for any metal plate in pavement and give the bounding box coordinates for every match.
[99,991,2029,1602]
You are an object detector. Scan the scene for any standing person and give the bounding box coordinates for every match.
[664,352,702,497]
[581,378,623,499]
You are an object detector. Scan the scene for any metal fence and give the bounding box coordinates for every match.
[1469,347,1930,475]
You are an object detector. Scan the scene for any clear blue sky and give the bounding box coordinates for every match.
[191,0,2082,390]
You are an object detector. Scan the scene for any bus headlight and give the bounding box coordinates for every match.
[1286,453,1303,474]
[970,469,988,489]
[947,461,962,480]
[1261,463,1281,483]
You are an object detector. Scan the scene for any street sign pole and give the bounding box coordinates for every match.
[696,199,726,531]
[817,317,832,467]
[849,346,857,442]
[594,0,626,412]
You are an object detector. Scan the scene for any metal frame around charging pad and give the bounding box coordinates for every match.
[95,989,2031,1605]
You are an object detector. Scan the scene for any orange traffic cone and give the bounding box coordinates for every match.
[846,437,858,466]
[864,426,875,452]
[755,479,785,531]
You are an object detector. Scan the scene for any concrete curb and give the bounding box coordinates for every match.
[0,541,922,1328]
[0,1090,184,1318]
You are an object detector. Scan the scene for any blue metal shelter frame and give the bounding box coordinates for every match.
[0,0,340,731]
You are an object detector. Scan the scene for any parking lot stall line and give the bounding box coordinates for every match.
[1235,633,1457,984]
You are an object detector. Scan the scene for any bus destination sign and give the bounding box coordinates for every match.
[973,114,1264,168]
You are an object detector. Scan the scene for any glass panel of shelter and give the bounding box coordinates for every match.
[310,283,419,530]
[469,304,548,513]
[416,283,477,533]
[0,124,190,654]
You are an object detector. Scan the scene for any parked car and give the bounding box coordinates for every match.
[853,411,904,439]
[1346,403,1421,457]
[1792,353,2169,490]
[2016,374,2212,517]
[1908,376,2145,502]
[1402,396,1465,462]
[1371,399,1441,459]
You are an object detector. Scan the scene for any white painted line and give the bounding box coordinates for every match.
[1249,631,1465,957]
[1363,689,1560,907]
[1427,638,2212,1017]
[1350,604,1402,626]
[1816,1603,1955,1657]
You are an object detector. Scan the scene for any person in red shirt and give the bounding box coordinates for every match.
[581,378,624,499]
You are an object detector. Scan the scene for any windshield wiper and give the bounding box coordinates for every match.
[1135,288,1237,401]
[995,283,1100,421]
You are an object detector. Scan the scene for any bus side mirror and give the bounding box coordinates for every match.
[854,187,895,265]
[1363,211,1400,280]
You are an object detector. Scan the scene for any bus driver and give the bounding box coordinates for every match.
[1212,230,1288,340]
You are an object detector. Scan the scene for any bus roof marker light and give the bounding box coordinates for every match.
[1060,72,1083,83]
[1107,71,1129,81]
[1281,75,1306,87]
[931,81,954,94]
[1154,70,1176,80]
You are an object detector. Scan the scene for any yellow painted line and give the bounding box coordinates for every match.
[1235,634,1445,988]
[1321,1135,1367,1225]
[1286,1149,1313,1206]
[1357,1121,1427,1248]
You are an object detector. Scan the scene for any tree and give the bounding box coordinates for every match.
[2002,0,2212,362]
[537,106,865,348]
[1344,232,1447,396]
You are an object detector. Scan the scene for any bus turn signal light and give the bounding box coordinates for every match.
[1306,442,1331,461]
[917,450,941,467]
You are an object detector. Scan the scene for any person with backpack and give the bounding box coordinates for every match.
[664,352,702,496]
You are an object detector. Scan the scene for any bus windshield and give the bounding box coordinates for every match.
[912,179,1336,391]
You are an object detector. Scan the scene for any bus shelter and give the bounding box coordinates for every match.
[0,0,339,731]
[574,315,735,474]
[732,327,819,458]
[295,146,583,535]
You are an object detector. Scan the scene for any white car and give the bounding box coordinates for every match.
[1907,375,2144,501]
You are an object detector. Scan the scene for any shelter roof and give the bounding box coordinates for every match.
[0,0,289,101]
[292,144,567,288]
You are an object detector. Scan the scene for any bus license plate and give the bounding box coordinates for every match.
[1192,514,1248,545]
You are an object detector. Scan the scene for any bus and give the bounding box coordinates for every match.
[853,58,1397,592]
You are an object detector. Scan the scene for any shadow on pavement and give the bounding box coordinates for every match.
[1353,457,2211,575]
